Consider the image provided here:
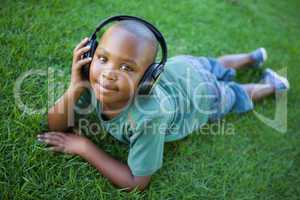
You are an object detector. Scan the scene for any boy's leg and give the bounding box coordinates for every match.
[241,83,275,101]
[209,68,289,121]
[242,68,290,101]
[218,48,267,69]
[218,53,253,69]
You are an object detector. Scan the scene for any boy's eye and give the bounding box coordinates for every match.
[98,56,107,63]
[120,64,132,72]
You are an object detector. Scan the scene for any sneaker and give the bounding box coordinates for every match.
[261,68,290,92]
[250,47,268,68]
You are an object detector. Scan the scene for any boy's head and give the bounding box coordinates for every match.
[89,20,159,109]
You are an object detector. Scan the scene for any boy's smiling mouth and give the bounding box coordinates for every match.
[95,82,118,94]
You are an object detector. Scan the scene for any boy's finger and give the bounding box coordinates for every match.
[74,46,91,59]
[43,133,64,143]
[39,132,66,137]
[47,146,65,152]
[49,132,67,140]
[38,132,63,140]
[75,37,89,51]
[38,135,61,146]
[75,37,89,50]
[77,57,92,67]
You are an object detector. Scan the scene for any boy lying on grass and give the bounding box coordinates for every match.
[38,20,289,191]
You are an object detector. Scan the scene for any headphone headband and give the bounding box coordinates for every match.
[90,15,168,77]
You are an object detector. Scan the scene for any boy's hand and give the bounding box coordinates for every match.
[37,132,90,155]
[70,37,92,92]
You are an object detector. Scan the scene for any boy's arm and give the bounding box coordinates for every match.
[37,132,151,192]
[81,140,151,191]
[48,37,92,132]
[48,86,83,132]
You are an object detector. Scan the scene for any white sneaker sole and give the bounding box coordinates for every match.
[256,47,268,67]
[260,47,268,62]
[265,68,290,91]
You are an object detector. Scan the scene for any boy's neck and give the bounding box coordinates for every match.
[100,98,132,120]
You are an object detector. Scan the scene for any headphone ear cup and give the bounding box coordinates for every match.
[82,40,98,80]
[137,63,159,95]
[90,40,98,58]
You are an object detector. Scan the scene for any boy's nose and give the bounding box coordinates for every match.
[101,69,117,81]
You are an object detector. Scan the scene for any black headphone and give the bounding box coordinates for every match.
[82,15,168,95]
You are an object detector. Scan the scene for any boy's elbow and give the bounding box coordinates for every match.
[47,115,59,131]
[125,183,149,192]
[47,113,69,132]
[125,175,151,192]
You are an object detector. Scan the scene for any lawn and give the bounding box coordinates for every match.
[1,0,300,199]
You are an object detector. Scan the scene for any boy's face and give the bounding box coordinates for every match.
[89,26,157,109]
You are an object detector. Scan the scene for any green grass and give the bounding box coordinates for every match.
[1,0,300,199]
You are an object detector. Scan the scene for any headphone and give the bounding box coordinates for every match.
[82,15,168,95]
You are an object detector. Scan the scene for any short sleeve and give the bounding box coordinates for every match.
[127,117,168,176]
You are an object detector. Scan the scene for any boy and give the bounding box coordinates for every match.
[38,20,289,192]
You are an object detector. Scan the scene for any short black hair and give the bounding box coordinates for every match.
[111,20,159,62]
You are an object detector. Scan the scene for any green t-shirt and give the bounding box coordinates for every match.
[74,56,212,176]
